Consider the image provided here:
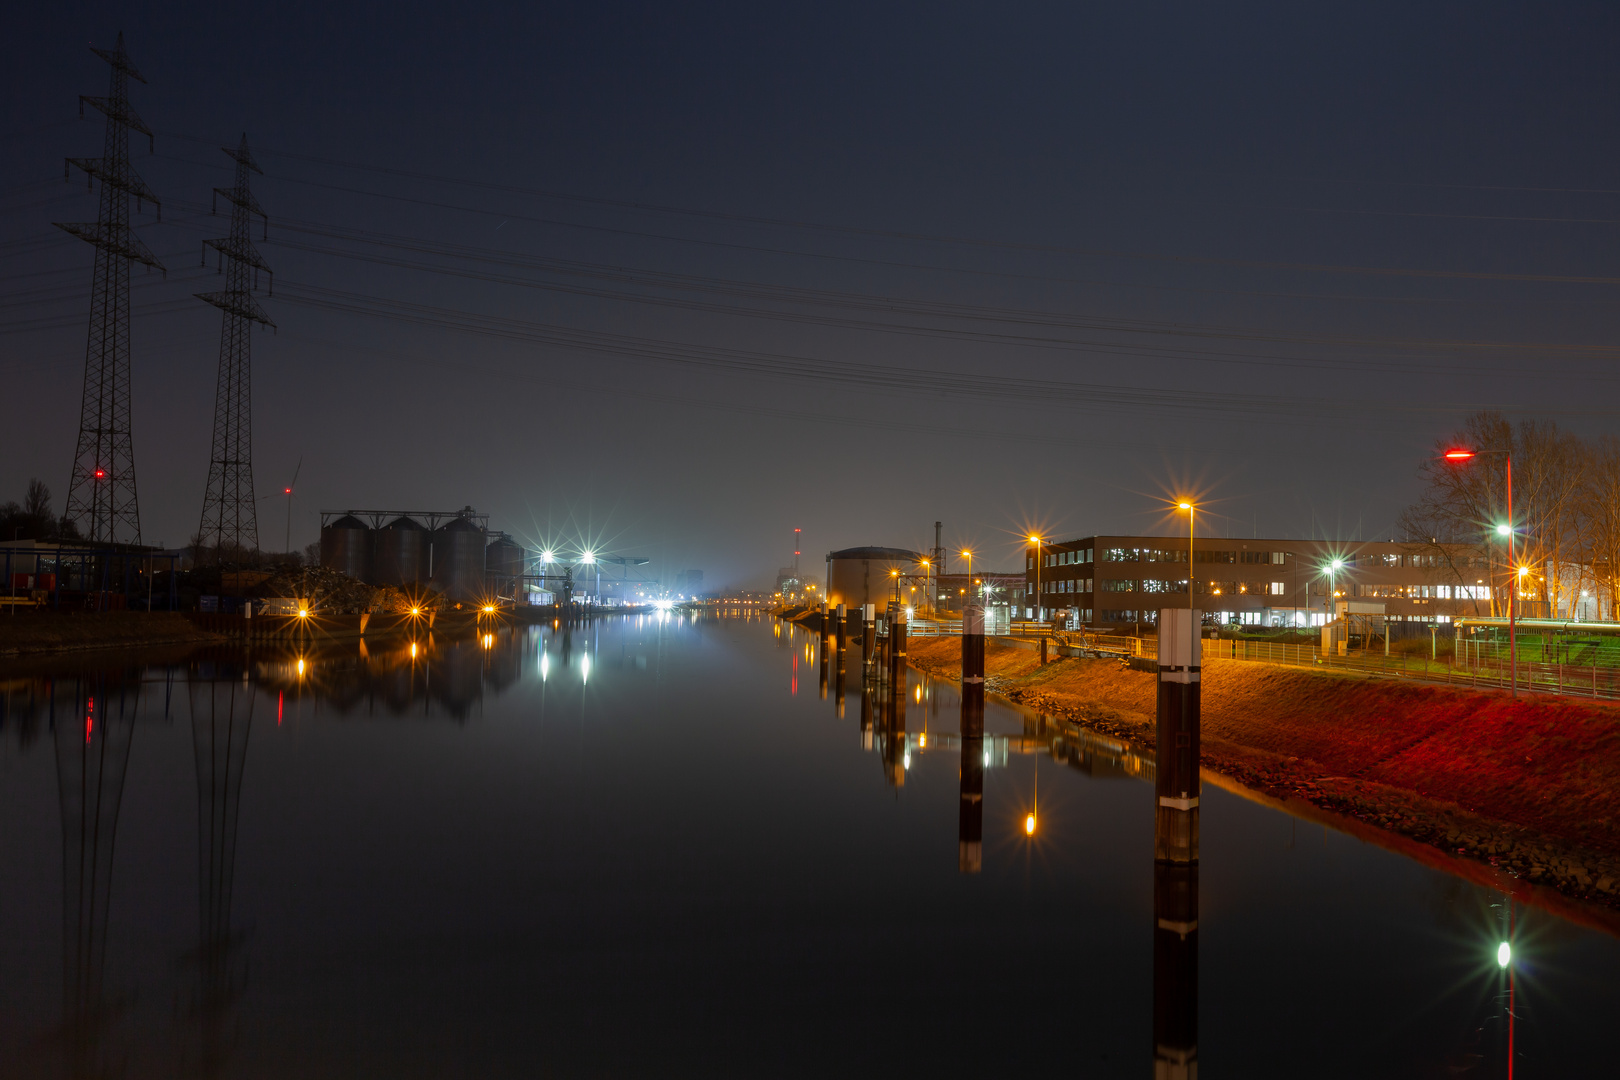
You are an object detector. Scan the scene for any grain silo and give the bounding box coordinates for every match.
[430,515,486,602]
[374,516,431,588]
[319,514,373,582]
[485,535,526,598]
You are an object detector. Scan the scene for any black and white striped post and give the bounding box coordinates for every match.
[1155,607,1200,864]
[834,603,847,719]
[1153,605,1200,1078]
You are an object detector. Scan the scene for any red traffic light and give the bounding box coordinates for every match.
[1443,449,1475,461]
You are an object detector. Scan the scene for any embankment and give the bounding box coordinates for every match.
[0,611,225,657]
[908,635,1620,910]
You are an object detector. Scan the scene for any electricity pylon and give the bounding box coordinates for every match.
[56,33,164,546]
[194,135,274,566]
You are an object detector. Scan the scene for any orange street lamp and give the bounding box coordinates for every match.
[1444,446,1518,697]
[1176,501,1197,661]
[1028,535,1043,624]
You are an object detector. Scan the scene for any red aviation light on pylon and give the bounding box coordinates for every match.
[94,469,105,478]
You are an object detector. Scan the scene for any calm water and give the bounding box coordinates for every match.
[1,612,1616,1078]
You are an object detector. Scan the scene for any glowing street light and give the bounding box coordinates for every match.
[1029,535,1043,622]
[1176,500,1198,667]
[1444,445,1518,697]
[1497,941,1512,968]
[1024,812,1036,835]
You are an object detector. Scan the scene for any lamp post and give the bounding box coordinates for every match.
[920,558,930,620]
[1178,502,1196,654]
[1324,558,1345,640]
[1029,535,1043,625]
[960,550,973,609]
[1444,447,1517,698]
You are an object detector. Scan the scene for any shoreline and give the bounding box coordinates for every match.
[905,634,1620,917]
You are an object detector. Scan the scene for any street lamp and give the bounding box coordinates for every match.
[960,550,974,607]
[1444,447,1518,697]
[1177,501,1197,656]
[1029,535,1043,624]
[1323,557,1345,635]
[919,558,930,619]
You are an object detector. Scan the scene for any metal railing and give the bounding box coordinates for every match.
[1204,637,1620,701]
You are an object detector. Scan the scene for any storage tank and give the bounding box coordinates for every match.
[319,514,373,582]
[825,546,921,610]
[485,535,526,597]
[374,516,431,588]
[431,515,486,602]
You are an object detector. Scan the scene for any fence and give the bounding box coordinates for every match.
[912,620,1620,701]
[1205,637,1620,701]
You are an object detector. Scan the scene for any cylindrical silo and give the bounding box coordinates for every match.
[485,535,526,598]
[431,515,486,602]
[374,516,431,588]
[320,514,374,582]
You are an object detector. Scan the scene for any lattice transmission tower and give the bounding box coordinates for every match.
[194,135,274,565]
[56,33,164,546]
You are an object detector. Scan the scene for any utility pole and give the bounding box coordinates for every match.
[195,135,274,567]
[58,34,164,546]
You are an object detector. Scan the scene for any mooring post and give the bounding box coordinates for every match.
[1155,607,1200,864]
[862,603,876,670]
[958,603,986,873]
[890,605,908,680]
[1152,860,1199,1078]
[819,601,831,643]
[835,603,847,655]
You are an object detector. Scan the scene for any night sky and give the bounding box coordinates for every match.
[5,2,1620,587]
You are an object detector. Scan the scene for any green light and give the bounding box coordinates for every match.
[1497,941,1511,968]
[1496,524,1511,537]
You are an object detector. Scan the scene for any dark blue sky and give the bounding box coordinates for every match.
[6,2,1620,585]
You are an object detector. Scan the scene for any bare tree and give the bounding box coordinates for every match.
[1585,435,1620,620]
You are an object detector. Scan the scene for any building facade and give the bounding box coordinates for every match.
[1024,535,1498,629]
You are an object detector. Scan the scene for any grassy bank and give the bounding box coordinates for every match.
[908,635,1620,910]
[0,611,224,656]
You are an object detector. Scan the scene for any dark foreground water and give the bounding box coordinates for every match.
[1,612,1617,1078]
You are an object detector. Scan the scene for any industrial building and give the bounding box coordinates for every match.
[319,507,532,604]
[1023,534,1497,629]
[824,546,920,610]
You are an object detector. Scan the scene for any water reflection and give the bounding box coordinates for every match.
[186,666,254,1078]
[0,615,1612,1075]
[55,672,140,1078]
